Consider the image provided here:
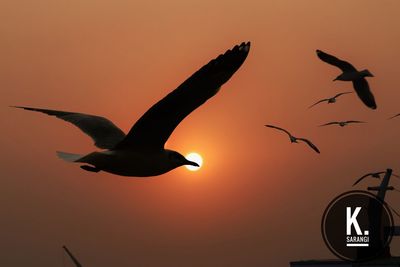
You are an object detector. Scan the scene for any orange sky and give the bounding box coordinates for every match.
[2,0,400,266]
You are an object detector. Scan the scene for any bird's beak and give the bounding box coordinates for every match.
[185,160,199,167]
[333,78,338,81]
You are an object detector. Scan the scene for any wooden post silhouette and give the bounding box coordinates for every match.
[377,169,392,201]
[366,168,393,259]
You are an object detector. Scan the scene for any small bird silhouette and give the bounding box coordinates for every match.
[265,125,320,154]
[308,91,353,109]
[316,50,376,109]
[319,120,366,127]
[353,171,400,186]
[13,42,251,177]
[388,113,400,120]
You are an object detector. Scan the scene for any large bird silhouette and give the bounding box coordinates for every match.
[316,50,377,109]
[14,42,250,177]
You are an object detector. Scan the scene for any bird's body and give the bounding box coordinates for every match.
[265,124,320,153]
[371,173,381,178]
[289,136,297,143]
[316,50,376,109]
[320,120,366,127]
[308,91,353,108]
[14,42,251,177]
[75,149,184,177]
[334,70,371,81]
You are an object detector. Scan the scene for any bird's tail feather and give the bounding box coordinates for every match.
[56,151,83,162]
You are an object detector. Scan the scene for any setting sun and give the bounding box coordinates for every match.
[185,152,203,171]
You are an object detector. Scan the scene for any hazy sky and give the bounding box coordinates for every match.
[2,0,400,266]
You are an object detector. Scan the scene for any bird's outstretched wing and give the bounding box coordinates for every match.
[389,113,400,120]
[353,173,373,186]
[346,120,366,124]
[334,91,353,98]
[352,78,377,109]
[265,124,292,138]
[308,99,328,109]
[115,42,250,151]
[297,138,320,154]
[316,50,356,72]
[319,122,339,127]
[12,106,126,149]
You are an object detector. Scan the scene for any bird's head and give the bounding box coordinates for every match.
[361,69,374,77]
[167,150,199,168]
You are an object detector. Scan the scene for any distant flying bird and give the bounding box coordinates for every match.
[388,113,400,120]
[316,50,377,109]
[13,42,250,177]
[353,171,400,186]
[308,91,353,109]
[319,120,366,127]
[265,125,320,154]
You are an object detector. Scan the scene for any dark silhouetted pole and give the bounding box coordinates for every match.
[377,169,392,201]
[365,168,393,259]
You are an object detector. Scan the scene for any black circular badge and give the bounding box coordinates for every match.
[321,190,394,262]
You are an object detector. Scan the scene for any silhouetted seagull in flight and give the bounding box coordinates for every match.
[388,113,400,120]
[319,120,366,127]
[353,171,400,186]
[265,125,320,154]
[13,42,250,177]
[308,91,353,109]
[316,50,377,109]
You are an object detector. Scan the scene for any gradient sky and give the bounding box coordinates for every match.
[2,0,400,266]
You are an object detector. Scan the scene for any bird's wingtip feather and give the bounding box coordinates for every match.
[10,105,28,110]
[238,41,251,52]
